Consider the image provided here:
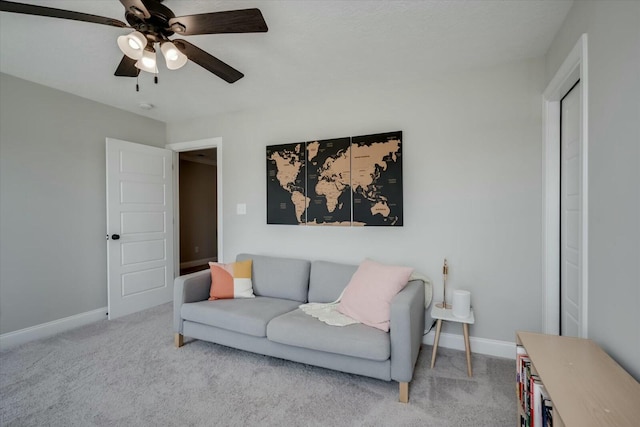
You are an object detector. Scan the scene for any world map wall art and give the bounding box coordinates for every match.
[266,131,403,226]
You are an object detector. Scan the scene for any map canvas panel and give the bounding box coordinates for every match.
[266,143,307,225]
[306,138,352,226]
[266,130,404,227]
[351,131,403,226]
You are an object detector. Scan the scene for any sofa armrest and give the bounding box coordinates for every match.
[173,269,211,333]
[390,279,425,382]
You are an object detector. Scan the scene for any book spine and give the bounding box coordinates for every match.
[532,378,544,427]
[543,399,553,427]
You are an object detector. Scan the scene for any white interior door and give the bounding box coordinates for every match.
[106,138,174,319]
[560,81,582,337]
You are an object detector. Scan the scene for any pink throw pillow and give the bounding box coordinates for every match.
[338,259,413,332]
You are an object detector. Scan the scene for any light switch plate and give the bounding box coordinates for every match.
[236,203,247,215]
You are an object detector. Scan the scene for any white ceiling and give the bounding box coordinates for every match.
[0,0,573,124]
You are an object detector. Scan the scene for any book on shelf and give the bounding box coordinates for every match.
[537,385,551,427]
[516,345,527,393]
[531,376,543,427]
[543,399,553,427]
[516,343,554,427]
[523,359,532,416]
[516,345,529,404]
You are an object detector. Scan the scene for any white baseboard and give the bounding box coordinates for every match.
[423,330,516,359]
[0,307,107,350]
[180,257,217,269]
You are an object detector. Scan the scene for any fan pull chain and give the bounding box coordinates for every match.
[136,74,139,92]
[154,74,158,84]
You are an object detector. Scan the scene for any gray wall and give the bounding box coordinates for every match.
[179,158,217,264]
[0,73,166,334]
[545,0,640,379]
[167,57,546,343]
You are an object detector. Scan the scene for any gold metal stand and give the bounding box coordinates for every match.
[436,258,450,308]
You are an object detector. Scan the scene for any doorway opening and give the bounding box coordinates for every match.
[178,148,218,275]
[166,137,224,277]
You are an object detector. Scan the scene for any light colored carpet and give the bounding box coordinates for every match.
[1,303,516,426]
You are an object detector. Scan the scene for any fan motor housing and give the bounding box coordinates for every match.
[124,0,176,41]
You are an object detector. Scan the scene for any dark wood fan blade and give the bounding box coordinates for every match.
[0,0,128,28]
[114,55,140,77]
[168,9,267,36]
[118,0,150,19]
[173,39,244,83]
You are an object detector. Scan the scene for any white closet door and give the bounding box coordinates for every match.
[560,81,582,337]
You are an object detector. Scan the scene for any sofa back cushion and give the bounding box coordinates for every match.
[308,260,358,303]
[236,253,310,302]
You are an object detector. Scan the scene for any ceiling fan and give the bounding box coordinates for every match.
[0,0,268,83]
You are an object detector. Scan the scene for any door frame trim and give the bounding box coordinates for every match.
[166,137,224,276]
[542,34,589,337]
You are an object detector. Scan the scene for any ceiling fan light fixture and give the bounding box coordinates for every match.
[128,38,141,50]
[161,41,188,70]
[1,1,267,83]
[135,48,158,74]
[117,31,147,60]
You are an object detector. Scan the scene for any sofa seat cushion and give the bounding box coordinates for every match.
[181,297,300,337]
[266,309,390,361]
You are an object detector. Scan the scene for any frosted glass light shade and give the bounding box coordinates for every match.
[135,49,158,74]
[161,42,188,70]
[452,290,471,318]
[117,31,147,60]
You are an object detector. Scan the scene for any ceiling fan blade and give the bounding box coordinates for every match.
[118,0,150,19]
[0,0,128,28]
[114,55,140,77]
[173,39,244,84]
[168,9,267,36]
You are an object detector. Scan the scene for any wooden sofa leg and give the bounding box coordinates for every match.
[174,333,184,348]
[399,382,409,403]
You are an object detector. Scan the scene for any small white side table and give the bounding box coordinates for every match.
[430,305,475,376]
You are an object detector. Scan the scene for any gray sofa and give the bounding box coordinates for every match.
[173,253,426,402]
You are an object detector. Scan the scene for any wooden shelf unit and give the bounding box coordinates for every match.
[516,331,640,427]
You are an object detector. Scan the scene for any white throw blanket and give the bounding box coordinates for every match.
[299,273,433,326]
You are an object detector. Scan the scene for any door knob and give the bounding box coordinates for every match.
[111,234,120,240]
